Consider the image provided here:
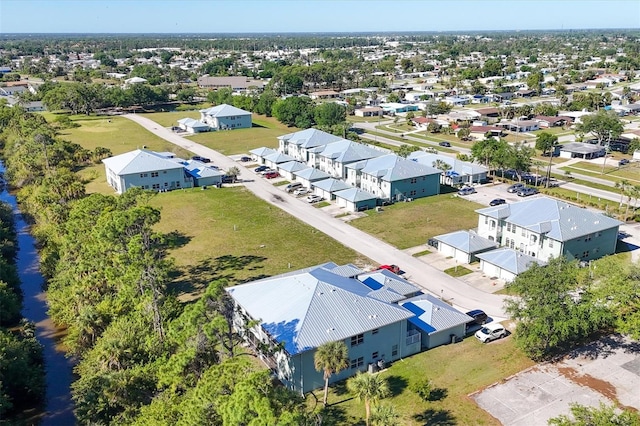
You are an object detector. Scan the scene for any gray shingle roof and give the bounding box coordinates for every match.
[476,197,621,242]
[434,230,498,253]
[476,248,546,275]
[102,149,184,175]
[226,264,415,355]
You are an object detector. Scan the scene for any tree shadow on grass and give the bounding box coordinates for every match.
[385,375,408,397]
[162,230,192,250]
[169,254,267,297]
[427,387,448,402]
[414,408,457,425]
[316,404,350,426]
[251,122,266,128]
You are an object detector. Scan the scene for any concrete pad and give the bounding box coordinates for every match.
[472,336,640,425]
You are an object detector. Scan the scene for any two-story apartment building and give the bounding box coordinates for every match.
[199,104,252,130]
[278,128,342,163]
[309,139,384,179]
[226,262,471,395]
[345,154,441,202]
[102,149,193,194]
[475,197,621,262]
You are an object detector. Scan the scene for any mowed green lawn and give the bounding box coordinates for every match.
[350,193,482,249]
[317,333,534,425]
[147,187,368,298]
[139,110,201,127]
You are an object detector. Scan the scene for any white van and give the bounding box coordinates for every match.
[285,182,303,193]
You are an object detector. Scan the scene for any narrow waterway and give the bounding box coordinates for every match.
[0,167,75,425]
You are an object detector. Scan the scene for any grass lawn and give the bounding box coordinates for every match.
[412,249,432,257]
[185,114,295,155]
[444,265,473,277]
[561,161,640,184]
[139,110,201,127]
[350,193,482,249]
[148,187,368,299]
[317,334,534,425]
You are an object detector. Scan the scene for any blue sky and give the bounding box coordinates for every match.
[1,1,639,33]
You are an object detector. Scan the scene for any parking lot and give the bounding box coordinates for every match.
[472,335,640,425]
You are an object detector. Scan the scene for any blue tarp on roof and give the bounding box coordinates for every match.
[361,277,384,291]
[403,302,436,333]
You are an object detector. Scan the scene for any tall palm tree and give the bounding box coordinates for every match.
[347,372,390,426]
[615,179,630,208]
[314,341,349,406]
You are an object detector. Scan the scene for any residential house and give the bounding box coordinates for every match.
[380,103,419,114]
[534,115,571,128]
[183,160,224,187]
[263,151,296,170]
[277,161,307,181]
[475,197,621,262]
[124,76,148,87]
[309,90,340,100]
[197,76,265,92]
[294,167,332,189]
[559,142,605,159]
[354,107,384,118]
[345,154,441,202]
[312,178,352,201]
[468,125,504,140]
[226,262,422,394]
[310,139,384,179]
[407,151,488,186]
[199,104,252,130]
[497,119,539,133]
[278,128,342,163]
[102,149,193,194]
[249,147,277,164]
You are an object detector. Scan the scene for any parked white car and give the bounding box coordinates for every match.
[306,195,323,204]
[293,187,310,196]
[475,322,507,343]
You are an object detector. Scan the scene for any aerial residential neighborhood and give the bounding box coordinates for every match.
[3,6,640,424]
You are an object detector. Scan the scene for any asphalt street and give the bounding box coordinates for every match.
[124,114,509,318]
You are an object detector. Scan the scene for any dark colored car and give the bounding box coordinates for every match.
[619,159,630,166]
[517,187,538,197]
[427,238,439,248]
[507,182,525,193]
[221,175,235,183]
[466,309,488,326]
[192,156,211,163]
[489,198,506,206]
[240,156,252,162]
[439,141,451,147]
[254,165,269,173]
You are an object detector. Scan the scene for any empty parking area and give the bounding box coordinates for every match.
[471,335,640,425]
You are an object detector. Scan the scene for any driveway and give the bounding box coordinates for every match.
[472,335,640,425]
[124,114,509,318]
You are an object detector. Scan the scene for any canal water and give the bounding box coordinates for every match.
[0,168,75,425]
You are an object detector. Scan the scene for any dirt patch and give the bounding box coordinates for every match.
[557,366,637,413]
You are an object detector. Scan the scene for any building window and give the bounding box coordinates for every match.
[585,234,592,242]
[519,243,524,252]
[490,220,496,230]
[530,235,537,244]
[151,172,159,178]
[410,178,417,184]
[350,357,364,369]
[521,228,526,237]
[549,239,554,248]
[350,334,364,347]
[152,184,160,190]
[582,251,589,258]
[510,240,515,249]
[410,190,417,197]
[372,351,379,359]
[392,345,398,357]
[505,238,510,247]
[485,216,488,225]
[597,231,602,237]
[372,329,379,335]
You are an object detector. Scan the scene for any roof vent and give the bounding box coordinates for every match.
[326,327,335,333]
[594,220,599,224]
[368,314,378,319]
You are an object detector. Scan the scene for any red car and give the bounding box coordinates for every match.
[264,171,280,179]
[377,264,401,274]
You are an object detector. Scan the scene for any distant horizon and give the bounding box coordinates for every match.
[2,0,639,34]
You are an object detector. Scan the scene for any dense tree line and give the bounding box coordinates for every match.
[0,105,315,424]
[0,109,45,420]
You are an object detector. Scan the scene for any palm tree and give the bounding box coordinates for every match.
[615,179,630,208]
[347,372,390,426]
[370,404,399,426]
[313,341,349,406]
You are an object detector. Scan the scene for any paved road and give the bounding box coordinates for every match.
[124,114,509,318]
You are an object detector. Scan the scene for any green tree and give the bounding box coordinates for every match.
[370,404,400,426]
[504,257,610,360]
[576,110,623,145]
[396,144,420,158]
[314,341,349,406]
[225,166,241,183]
[535,132,559,154]
[548,402,640,426]
[427,122,441,133]
[457,127,470,140]
[482,58,503,77]
[347,372,390,426]
[314,102,346,127]
[272,96,315,128]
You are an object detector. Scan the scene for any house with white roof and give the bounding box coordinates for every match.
[176,117,210,133]
[333,188,378,212]
[278,128,343,163]
[476,248,546,282]
[345,154,441,202]
[226,262,471,394]
[199,104,252,130]
[102,149,193,194]
[475,197,621,263]
[293,167,332,189]
[408,151,488,186]
[432,230,499,264]
[312,178,352,201]
[310,139,385,179]
[183,160,224,187]
[249,147,277,164]
[276,160,307,181]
